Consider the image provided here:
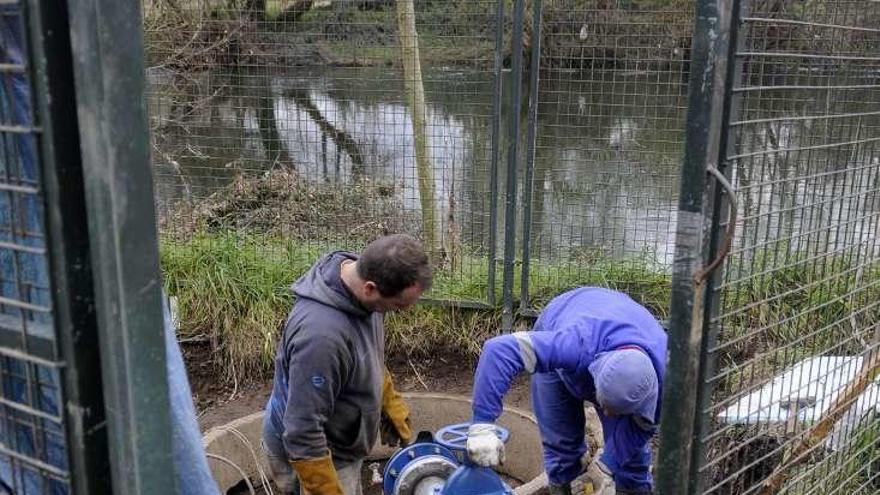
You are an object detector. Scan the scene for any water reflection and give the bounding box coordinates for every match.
[148,66,880,268]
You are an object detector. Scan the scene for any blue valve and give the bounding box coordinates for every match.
[434,423,512,495]
[435,423,510,453]
[383,424,513,495]
[441,465,513,495]
[383,437,457,495]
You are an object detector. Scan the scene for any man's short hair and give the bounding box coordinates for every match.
[357,234,432,297]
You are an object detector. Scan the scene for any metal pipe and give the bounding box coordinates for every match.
[67,0,175,492]
[687,0,746,489]
[413,476,446,495]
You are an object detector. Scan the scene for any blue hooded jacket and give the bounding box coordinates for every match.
[471,287,667,490]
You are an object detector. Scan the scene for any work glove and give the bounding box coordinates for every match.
[466,423,505,467]
[381,368,413,447]
[380,415,412,448]
[549,483,573,495]
[584,459,615,495]
[290,455,344,495]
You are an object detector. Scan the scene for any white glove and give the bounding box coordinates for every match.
[466,423,505,467]
[584,458,615,495]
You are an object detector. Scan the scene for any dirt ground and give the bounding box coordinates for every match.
[191,344,534,494]
[186,342,533,432]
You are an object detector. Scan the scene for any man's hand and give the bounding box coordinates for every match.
[381,368,413,447]
[584,459,615,495]
[466,423,505,467]
[380,414,412,448]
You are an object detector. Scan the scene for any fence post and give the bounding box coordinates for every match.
[519,0,543,313]
[66,0,175,493]
[25,0,112,492]
[687,0,747,491]
[501,0,526,331]
[487,0,505,307]
[656,0,737,493]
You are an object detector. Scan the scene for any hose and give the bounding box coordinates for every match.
[206,453,257,495]
[513,472,548,495]
[205,425,276,495]
[225,426,275,495]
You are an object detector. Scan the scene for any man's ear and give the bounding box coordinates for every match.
[363,281,379,297]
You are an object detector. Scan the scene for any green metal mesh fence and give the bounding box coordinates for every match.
[144,0,506,306]
[0,2,68,492]
[142,1,696,314]
[696,1,880,494]
[519,0,693,315]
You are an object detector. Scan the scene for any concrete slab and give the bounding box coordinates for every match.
[202,393,555,493]
[717,356,879,425]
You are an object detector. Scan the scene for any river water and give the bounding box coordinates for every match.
[147,65,880,267]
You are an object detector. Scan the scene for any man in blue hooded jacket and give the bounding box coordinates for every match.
[466,287,667,495]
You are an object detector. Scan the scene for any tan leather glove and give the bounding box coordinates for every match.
[290,456,344,495]
[381,367,413,446]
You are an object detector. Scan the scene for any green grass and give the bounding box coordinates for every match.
[162,229,880,389]
[318,37,497,67]
[827,416,880,494]
[161,233,324,382]
[710,246,880,399]
[160,230,673,383]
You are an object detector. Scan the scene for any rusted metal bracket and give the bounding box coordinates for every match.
[694,164,738,284]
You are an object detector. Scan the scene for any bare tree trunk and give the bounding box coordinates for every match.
[396,0,441,259]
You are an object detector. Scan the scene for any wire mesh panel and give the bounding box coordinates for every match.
[143,0,505,303]
[0,2,69,493]
[697,1,880,494]
[520,0,694,316]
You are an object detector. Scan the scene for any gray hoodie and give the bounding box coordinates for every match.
[265,252,384,463]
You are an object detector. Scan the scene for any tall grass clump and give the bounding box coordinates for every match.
[161,232,508,383]
[161,230,674,384]
[527,249,672,320]
[713,247,880,398]
[161,232,323,383]
[162,226,879,393]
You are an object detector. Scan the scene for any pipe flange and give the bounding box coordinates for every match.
[395,455,457,495]
[384,441,458,495]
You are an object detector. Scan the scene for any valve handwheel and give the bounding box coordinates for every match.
[434,422,510,452]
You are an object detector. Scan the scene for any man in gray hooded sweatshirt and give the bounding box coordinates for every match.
[263,234,432,495]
